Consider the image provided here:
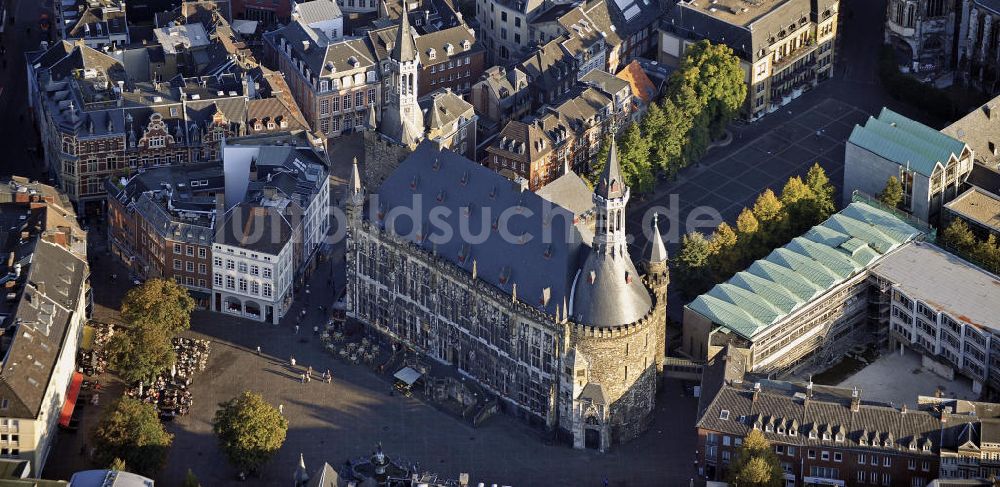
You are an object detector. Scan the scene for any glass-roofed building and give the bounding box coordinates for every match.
[682,201,925,376]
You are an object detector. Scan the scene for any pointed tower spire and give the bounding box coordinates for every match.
[368,103,378,130]
[390,1,417,63]
[348,157,364,205]
[591,138,629,257]
[596,137,624,200]
[293,453,309,486]
[647,213,668,264]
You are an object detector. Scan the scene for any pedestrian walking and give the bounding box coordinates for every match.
[305,373,311,383]
[300,373,306,383]
[278,404,284,414]
[295,325,300,334]
[256,346,261,355]
[325,369,332,384]
[313,325,319,334]
[290,356,296,367]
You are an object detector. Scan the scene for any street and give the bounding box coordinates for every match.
[0,0,55,181]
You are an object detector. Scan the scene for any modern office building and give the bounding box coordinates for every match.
[844,108,973,225]
[872,241,1000,396]
[683,202,925,376]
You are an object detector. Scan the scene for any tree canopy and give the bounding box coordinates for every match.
[676,165,839,294]
[213,391,289,475]
[92,397,173,476]
[108,324,176,384]
[727,430,785,487]
[584,39,745,187]
[120,278,196,334]
[878,175,904,209]
[939,220,1000,273]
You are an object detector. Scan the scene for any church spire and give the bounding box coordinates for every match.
[390,1,417,63]
[348,157,364,206]
[591,138,629,257]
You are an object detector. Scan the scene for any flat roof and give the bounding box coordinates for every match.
[676,0,807,28]
[945,187,1000,233]
[686,202,924,339]
[871,242,1000,332]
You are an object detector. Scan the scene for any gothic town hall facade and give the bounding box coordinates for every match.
[345,139,668,451]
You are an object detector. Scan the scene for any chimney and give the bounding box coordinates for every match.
[806,377,814,398]
[458,473,469,487]
[851,387,860,412]
[753,382,761,401]
[985,104,993,119]
[901,404,907,414]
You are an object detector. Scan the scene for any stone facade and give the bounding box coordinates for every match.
[885,0,958,75]
[346,141,668,451]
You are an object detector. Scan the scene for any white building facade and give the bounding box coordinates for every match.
[213,238,294,324]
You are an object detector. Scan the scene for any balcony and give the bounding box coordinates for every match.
[773,41,818,71]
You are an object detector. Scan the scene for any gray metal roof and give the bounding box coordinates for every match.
[294,0,344,24]
[870,242,1000,332]
[372,142,586,316]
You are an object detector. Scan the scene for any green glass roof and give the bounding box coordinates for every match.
[847,107,966,177]
[686,202,924,340]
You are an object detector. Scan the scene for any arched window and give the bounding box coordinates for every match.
[905,4,916,28]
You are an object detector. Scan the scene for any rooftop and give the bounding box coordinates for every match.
[687,202,924,339]
[945,187,1000,233]
[870,241,1000,332]
[941,96,1000,168]
[372,142,586,316]
[848,107,968,178]
[673,0,810,28]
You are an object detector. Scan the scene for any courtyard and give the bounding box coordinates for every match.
[833,349,978,406]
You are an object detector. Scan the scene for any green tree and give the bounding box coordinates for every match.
[657,98,694,176]
[780,176,815,234]
[735,207,761,265]
[940,219,978,254]
[878,175,904,209]
[92,398,173,476]
[971,234,1000,272]
[752,189,788,247]
[805,163,836,220]
[677,41,747,137]
[727,429,784,487]
[182,469,202,487]
[108,324,176,384]
[587,136,611,188]
[120,278,195,335]
[109,458,127,472]
[708,222,739,280]
[677,232,714,296]
[618,123,654,193]
[213,391,289,475]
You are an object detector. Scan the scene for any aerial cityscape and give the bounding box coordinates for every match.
[0,0,996,485]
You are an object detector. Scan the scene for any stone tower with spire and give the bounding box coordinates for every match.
[642,212,669,372]
[562,139,667,452]
[362,4,424,188]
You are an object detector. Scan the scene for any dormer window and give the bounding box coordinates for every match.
[835,432,845,442]
[428,48,436,60]
[765,424,773,433]
[822,432,831,441]
[445,43,454,55]
[719,410,730,421]
[462,40,471,50]
[809,430,818,439]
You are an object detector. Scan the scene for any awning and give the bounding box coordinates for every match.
[80,325,95,351]
[393,367,422,386]
[58,371,84,427]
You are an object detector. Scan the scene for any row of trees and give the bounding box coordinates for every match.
[589,40,747,191]
[93,279,288,479]
[938,219,1000,274]
[676,164,837,296]
[93,391,287,479]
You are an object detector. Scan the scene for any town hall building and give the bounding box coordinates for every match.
[346,139,668,451]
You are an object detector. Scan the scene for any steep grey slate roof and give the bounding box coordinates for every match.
[372,142,586,316]
[699,380,942,455]
[571,139,652,327]
[0,239,87,419]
